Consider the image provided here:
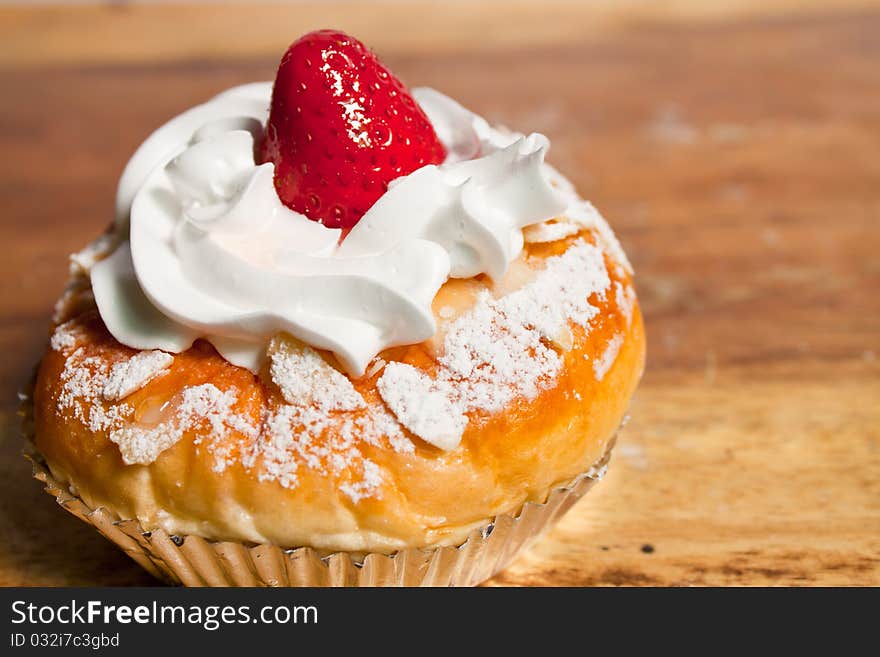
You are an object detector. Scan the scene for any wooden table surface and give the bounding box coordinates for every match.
[1,1,878,587]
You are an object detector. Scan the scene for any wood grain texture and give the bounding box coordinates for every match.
[0,1,878,586]
[1,0,876,68]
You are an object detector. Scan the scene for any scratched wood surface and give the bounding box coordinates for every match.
[0,1,877,586]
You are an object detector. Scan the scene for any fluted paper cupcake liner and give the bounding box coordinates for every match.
[20,378,612,587]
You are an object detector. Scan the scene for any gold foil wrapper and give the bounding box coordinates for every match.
[21,378,611,587]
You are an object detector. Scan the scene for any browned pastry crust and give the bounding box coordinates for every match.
[33,231,645,553]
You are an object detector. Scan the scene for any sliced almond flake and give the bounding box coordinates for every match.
[269,336,365,412]
[364,357,387,379]
[615,281,636,326]
[108,424,180,466]
[377,363,467,451]
[548,324,574,351]
[102,350,174,401]
[593,334,623,382]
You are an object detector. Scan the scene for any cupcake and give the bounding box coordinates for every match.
[25,30,645,586]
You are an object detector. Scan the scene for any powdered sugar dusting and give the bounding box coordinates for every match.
[50,319,408,502]
[180,384,259,471]
[249,400,410,502]
[440,288,560,413]
[377,363,467,450]
[269,337,365,411]
[57,346,133,434]
[109,383,259,467]
[615,281,636,327]
[50,320,88,353]
[523,220,581,244]
[53,324,255,469]
[52,281,95,324]
[102,350,173,401]
[593,334,623,382]
[378,240,611,449]
[109,424,181,466]
[69,232,119,276]
[251,337,413,501]
[339,459,383,504]
[564,201,633,274]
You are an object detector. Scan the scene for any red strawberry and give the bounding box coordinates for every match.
[259,30,447,229]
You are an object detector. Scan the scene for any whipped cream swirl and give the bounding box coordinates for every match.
[92,83,568,376]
